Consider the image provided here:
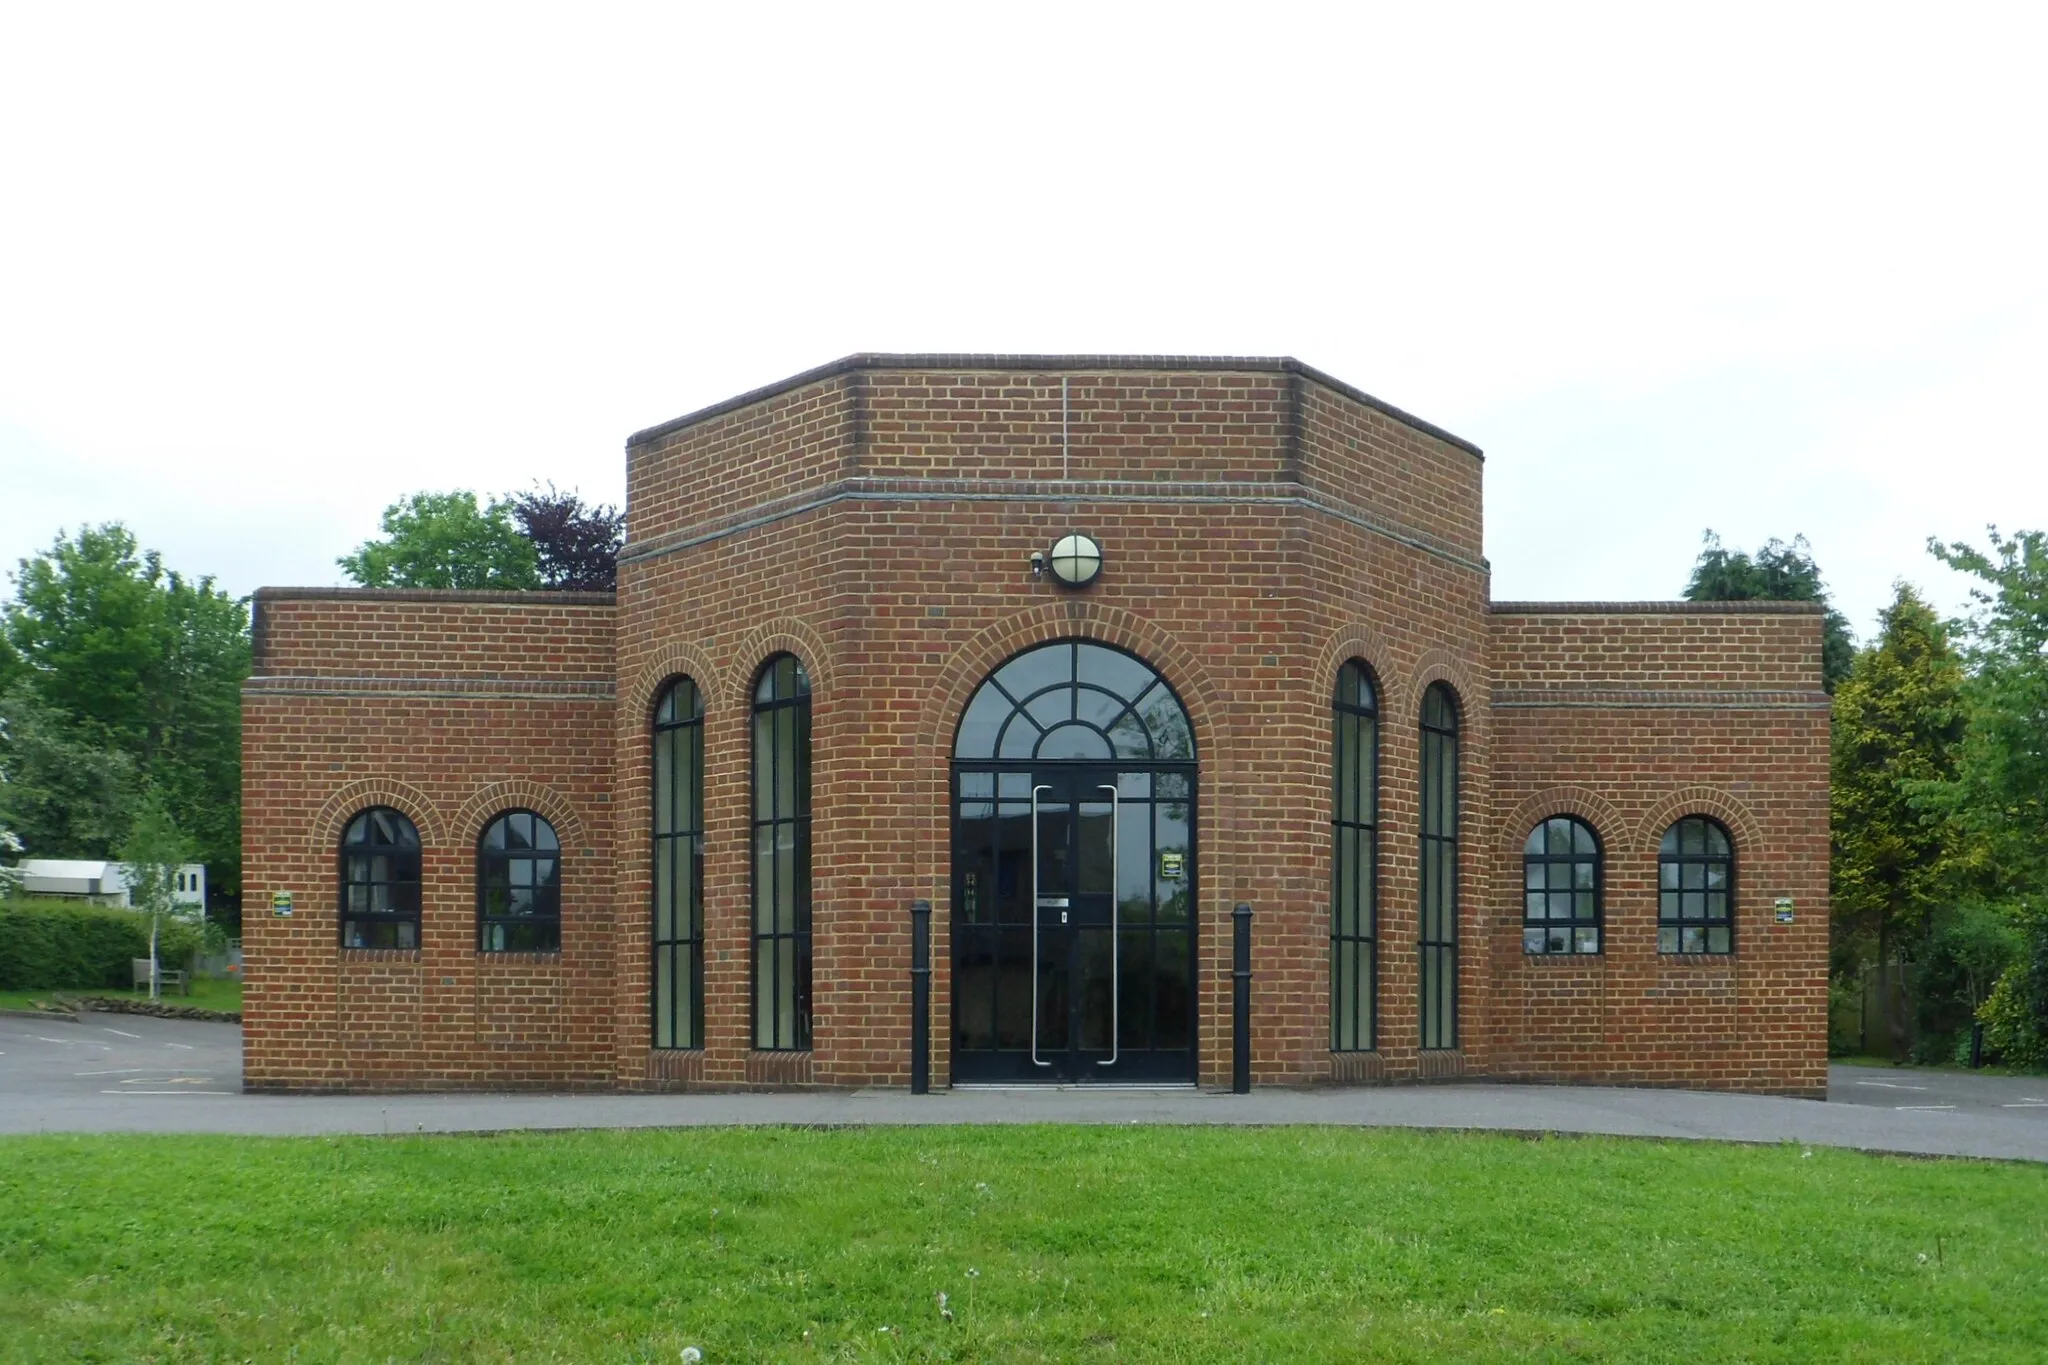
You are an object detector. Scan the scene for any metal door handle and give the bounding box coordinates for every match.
[1099,783,1120,1068]
[1029,784,1053,1069]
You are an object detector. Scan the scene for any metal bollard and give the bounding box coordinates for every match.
[1232,901,1253,1094]
[910,899,932,1094]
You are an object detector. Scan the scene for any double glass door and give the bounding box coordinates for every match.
[951,764,1195,1082]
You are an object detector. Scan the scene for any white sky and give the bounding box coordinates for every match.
[3,4,2043,641]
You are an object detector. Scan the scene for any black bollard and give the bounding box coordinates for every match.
[1232,901,1253,1094]
[910,899,932,1094]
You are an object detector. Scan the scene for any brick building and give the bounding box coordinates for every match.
[242,355,1829,1096]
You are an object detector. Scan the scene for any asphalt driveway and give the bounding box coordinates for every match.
[6,1012,2047,1161]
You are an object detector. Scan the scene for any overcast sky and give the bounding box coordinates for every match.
[3,4,2042,641]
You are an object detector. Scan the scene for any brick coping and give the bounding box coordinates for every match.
[624,352,1484,460]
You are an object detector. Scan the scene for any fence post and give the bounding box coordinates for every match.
[910,899,931,1095]
[1232,901,1253,1094]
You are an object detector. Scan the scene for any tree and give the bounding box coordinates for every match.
[120,791,193,999]
[505,485,625,591]
[0,683,138,860]
[338,491,541,590]
[1829,584,1969,973]
[3,525,248,903]
[0,824,22,899]
[1683,531,1855,691]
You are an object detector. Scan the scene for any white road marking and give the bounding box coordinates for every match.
[73,1068,152,1076]
[2001,1102,2048,1109]
[1894,1105,1956,1111]
[100,1089,233,1096]
[100,1027,142,1038]
[32,1035,73,1044]
[1854,1081,1928,1091]
[163,1042,195,1050]
[118,1076,213,1086]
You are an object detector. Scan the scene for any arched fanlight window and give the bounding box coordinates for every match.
[652,677,704,1049]
[1331,660,1378,1051]
[1419,684,1459,1050]
[1523,817,1602,955]
[753,654,812,1050]
[952,640,1193,762]
[1660,816,1734,954]
[477,811,561,952]
[339,807,421,949]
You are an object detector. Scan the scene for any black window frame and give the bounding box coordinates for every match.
[1659,816,1735,955]
[1418,683,1460,1050]
[1330,659,1379,1052]
[338,806,422,950]
[476,809,562,953]
[1522,816,1603,955]
[752,653,813,1051]
[652,676,705,1050]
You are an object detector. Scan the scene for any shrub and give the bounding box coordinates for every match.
[1910,901,2019,1063]
[0,898,202,991]
[1976,901,2048,1071]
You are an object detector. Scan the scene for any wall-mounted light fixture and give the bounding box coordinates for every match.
[1047,533,1102,589]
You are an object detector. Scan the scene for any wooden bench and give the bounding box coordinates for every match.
[131,958,189,995]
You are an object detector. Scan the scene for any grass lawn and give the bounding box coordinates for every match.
[0,977,242,1014]
[4,1129,2047,1362]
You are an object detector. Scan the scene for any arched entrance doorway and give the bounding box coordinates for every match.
[950,640,1196,1083]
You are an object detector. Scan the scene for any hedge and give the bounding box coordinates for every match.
[0,898,201,991]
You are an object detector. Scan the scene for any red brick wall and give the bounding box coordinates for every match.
[242,590,617,1091]
[243,358,1830,1096]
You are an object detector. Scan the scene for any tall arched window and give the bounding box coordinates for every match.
[1419,684,1459,1049]
[753,654,812,1050]
[477,810,561,952]
[1331,660,1378,1051]
[1523,817,1601,955]
[339,807,421,949]
[653,677,705,1049]
[1660,816,1734,954]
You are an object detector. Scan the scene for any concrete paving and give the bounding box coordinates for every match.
[6,1012,2047,1161]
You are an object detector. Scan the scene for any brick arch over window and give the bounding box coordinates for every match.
[452,780,588,855]
[1317,623,1401,722]
[914,601,1229,898]
[1633,786,1763,859]
[1499,787,1624,856]
[723,617,833,713]
[622,642,724,727]
[311,779,445,860]
[1405,650,1480,727]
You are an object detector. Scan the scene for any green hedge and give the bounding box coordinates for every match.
[0,898,201,991]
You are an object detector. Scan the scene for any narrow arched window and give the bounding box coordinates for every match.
[753,654,812,1050]
[1523,817,1601,954]
[477,811,561,952]
[1419,684,1459,1049]
[339,807,421,949]
[1660,817,1734,954]
[1331,661,1378,1051]
[653,677,704,1049]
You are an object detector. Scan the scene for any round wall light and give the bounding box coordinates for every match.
[1048,533,1103,588]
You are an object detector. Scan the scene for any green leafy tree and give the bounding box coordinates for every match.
[3,526,248,903]
[0,683,138,859]
[0,824,22,899]
[339,491,541,590]
[119,791,194,998]
[1684,531,1856,691]
[1829,584,1969,973]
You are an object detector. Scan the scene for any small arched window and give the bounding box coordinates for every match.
[753,654,812,1050]
[1418,683,1460,1050]
[1659,816,1734,954]
[1523,817,1602,954]
[477,810,561,952]
[653,677,705,1049]
[339,807,421,949]
[1330,660,1378,1051]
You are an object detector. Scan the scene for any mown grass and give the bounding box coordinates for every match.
[3,1127,2046,1362]
[0,978,242,1014]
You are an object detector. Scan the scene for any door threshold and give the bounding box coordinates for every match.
[950,1083,1200,1092]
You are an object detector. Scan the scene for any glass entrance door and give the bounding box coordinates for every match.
[952,765,1194,1083]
